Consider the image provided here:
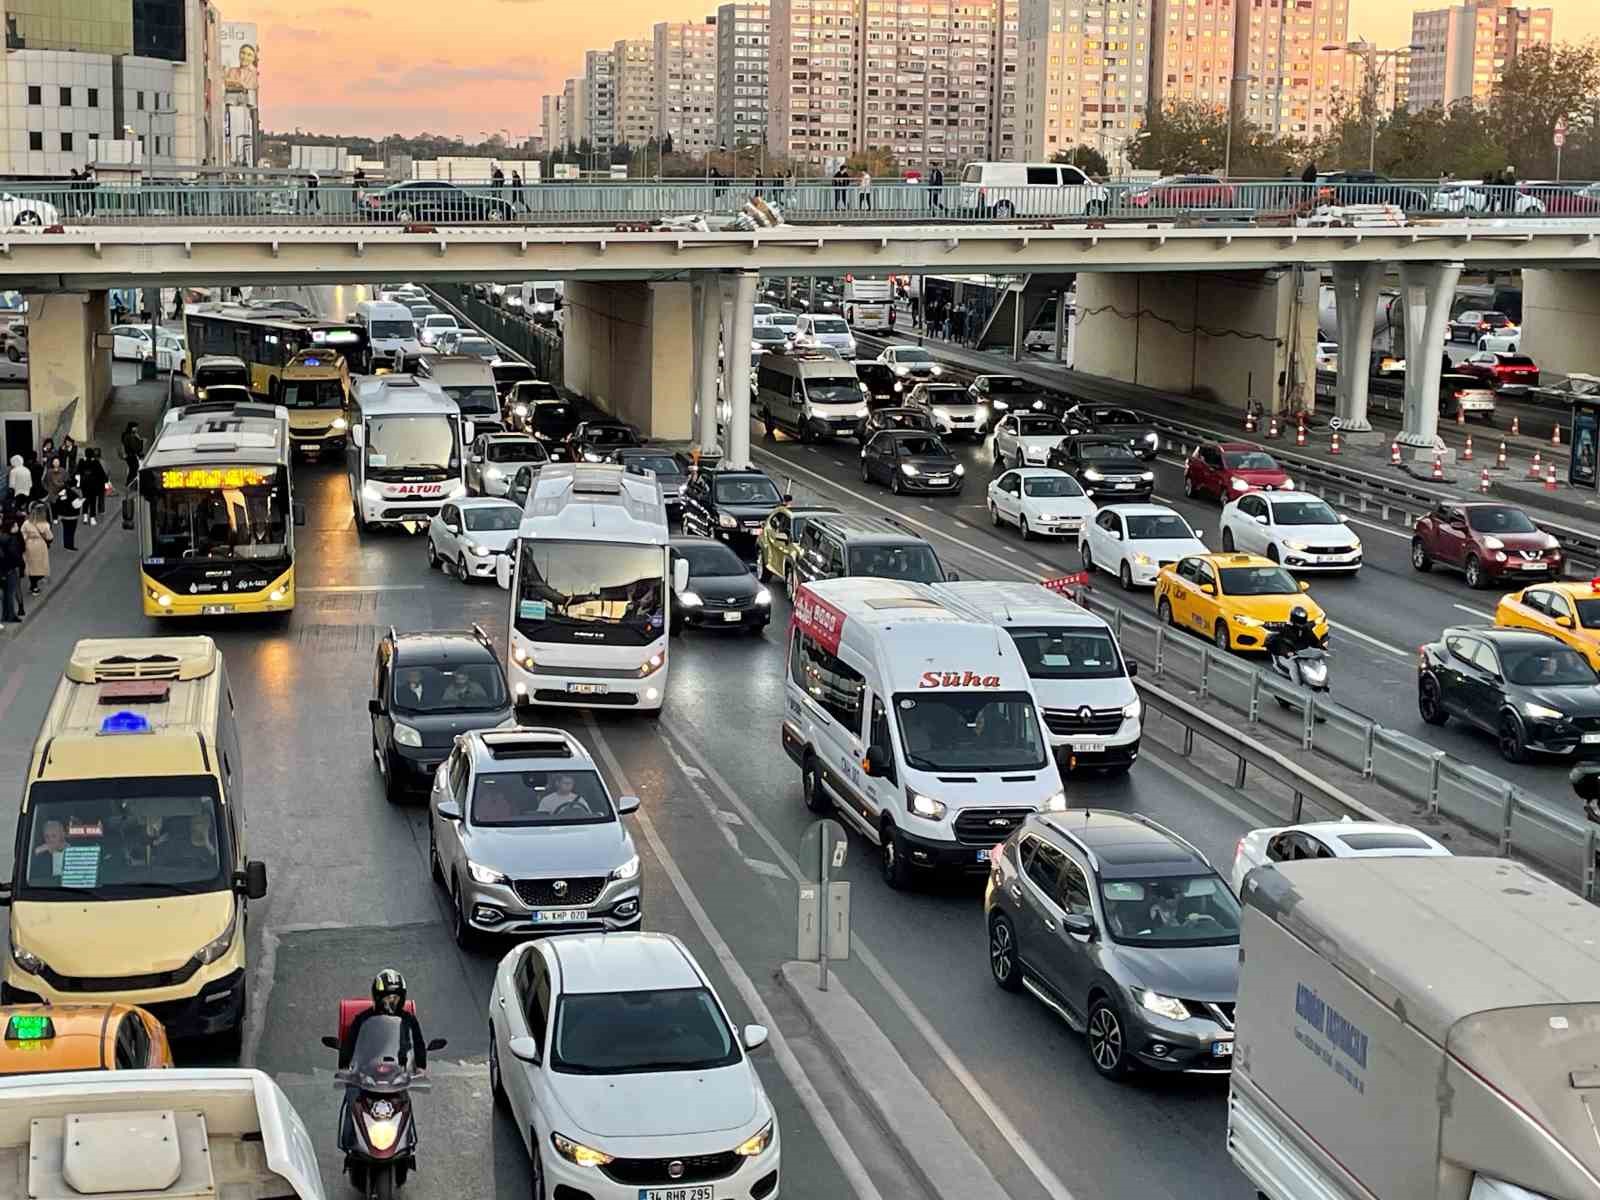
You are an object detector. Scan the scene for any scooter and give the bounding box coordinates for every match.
[322,1001,447,1200]
[1271,647,1330,715]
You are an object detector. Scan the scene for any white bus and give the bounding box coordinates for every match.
[843,277,895,333]
[494,463,688,715]
[346,375,468,531]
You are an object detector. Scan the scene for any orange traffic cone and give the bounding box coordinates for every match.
[1528,450,1543,479]
[1295,415,1307,447]
[1479,467,1490,493]
[1330,429,1342,455]
[1390,438,1401,466]
[1545,463,1558,491]
[1431,454,1445,481]
[1462,434,1473,461]
[1553,423,1562,448]
[1496,440,1508,469]
[1511,414,1521,437]
[1268,414,1280,439]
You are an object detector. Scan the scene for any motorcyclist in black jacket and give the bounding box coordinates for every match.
[1265,606,1322,664]
[339,968,428,1072]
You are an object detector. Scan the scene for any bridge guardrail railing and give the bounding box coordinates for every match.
[1080,588,1596,895]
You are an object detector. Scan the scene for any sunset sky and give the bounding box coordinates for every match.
[227,0,1600,139]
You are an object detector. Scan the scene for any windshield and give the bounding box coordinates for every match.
[464,505,521,532]
[146,470,289,560]
[484,443,544,467]
[621,454,681,477]
[1219,565,1300,596]
[812,318,848,333]
[1503,646,1598,687]
[1576,599,1600,629]
[280,377,345,410]
[714,476,782,506]
[1269,500,1339,526]
[769,312,797,327]
[894,435,949,457]
[195,366,249,390]
[925,388,973,407]
[1223,451,1278,470]
[584,425,636,447]
[875,411,930,431]
[1126,513,1193,540]
[390,662,508,712]
[1095,409,1141,425]
[471,768,615,826]
[551,987,740,1075]
[366,414,458,476]
[407,305,439,319]
[1466,506,1538,534]
[847,542,943,581]
[495,365,536,384]
[348,1014,424,1084]
[424,316,458,329]
[1099,874,1241,948]
[893,691,1047,772]
[1008,626,1123,679]
[806,378,864,405]
[752,327,787,344]
[456,339,495,358]
[531,405,574,435]
[676,542,747,576]
[20,776,227,900]
[534,287,559,303]
[1023,476,1084,498]
[514,383,561,404]
[894,349,933,363]
[371,320,415,340]
[989,377,1039,394]
[1080,442,1137,463]
[443,385,499,416]
[515,540,665,646]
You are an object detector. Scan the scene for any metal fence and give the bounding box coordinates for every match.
[1078,588,1596,896]
[1,179,1594,229]
[430,283,562,382]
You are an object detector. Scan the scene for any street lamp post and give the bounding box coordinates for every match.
[1323,40,1424,172]
[1221,74,1256,180]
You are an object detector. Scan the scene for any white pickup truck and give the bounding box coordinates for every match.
[0,1068,325,1200]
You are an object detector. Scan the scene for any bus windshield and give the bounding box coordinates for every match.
[365,414,458,477]
[146,469,289,559]
[280,377,345,409]
[19,776,229,901]
[514,540,665,647]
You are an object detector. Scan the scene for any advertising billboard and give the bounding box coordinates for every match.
[220,22,259,166]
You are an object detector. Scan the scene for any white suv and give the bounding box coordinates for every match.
[488,932,780,1200]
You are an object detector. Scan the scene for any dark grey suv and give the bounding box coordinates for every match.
[984,810,1240,1079]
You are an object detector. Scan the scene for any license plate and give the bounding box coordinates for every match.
[977,848,994,864]
[744,521,763,529]
[1115,482,1135,489]
[201,604,232,615]
[640,1188,713,1200]
[1213,1040,1235,1058]
[722,610,742,622]
[1071,740,1105,753]
[928,475,950,484]
[531,908,588,924]
[1584,733,1600,745]
[1519,561,1550,570]
[568,682,609,695]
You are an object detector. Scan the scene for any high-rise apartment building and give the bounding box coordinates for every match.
[583,48,615,153]
[1149,0,1233,111]
[718,2,770,149]
[541,94,564,152]
[1018,0,1151,166]
[561,77,585,149]
[1408,0,1552,110]
[768,0,858,166]
[1233,0,1348,139]
[654,19,720,155]
[612,38,658,150]
[986,0,1019,160]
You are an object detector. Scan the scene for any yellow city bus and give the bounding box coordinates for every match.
[278,348,351,455]
[184,304,371,402]
[137,402,304,618]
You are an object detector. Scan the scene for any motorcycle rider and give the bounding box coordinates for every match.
[339,968,429,1072]
[1265,606,1322,680]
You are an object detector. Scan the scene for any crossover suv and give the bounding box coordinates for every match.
[1411,501,1563,589]
[985,810,1240,1079]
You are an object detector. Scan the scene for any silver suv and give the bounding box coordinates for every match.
[429,728,642,949]
[984,810,1240,1079]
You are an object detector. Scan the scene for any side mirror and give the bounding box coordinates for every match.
[617,794,641,815]
[321,1035,340,1050]
[368,698,384,716]
[1200,584,1217,596]
[444,520,460,534]
[1126,660,1139,677]
[463,420,475,443]
[1557,615,1575,629]
[742,1024,770,1051]
[863,745,890,778]
[0,881,11,908]
[426,1037,448,1052]
[945,569,961,581]
[292,501,307,528]
[495,554,513,591]
[238,860,268,900]
[1337,514,1349,524]
[783,493,794,504]
[508,1036,541,1064]
[1299,580,1311,593]
[1254,515,1268,526]
[436,799,462,821]
[674,558,690,593]
[1061,912,1096,937]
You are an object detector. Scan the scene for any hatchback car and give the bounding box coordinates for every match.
[1080,504,1207,590]
[679,466,788,557]
[987,468,1094,540]
[487,933,779,1200]
[568,419,641,463]
[1448,310,1516,343]
[908,381,988,438]
[1219,491,1361,573]
[1437,374,1498,422]
[855,360,905,407]
[992,412,1066,468]
[1183,442,1292,501]
[1230,819,1449,896]
[1060,405,1161,461]
[427,497,523,582]
[430,728,642,947]
[369,627,514,802]
[1411,501,1563,589]
[860,430,964,495]
[1155,553,1327,653]
[467,433,548,497]
[1129,174,1236,209]
[671,537,771,634]
[755,502,841,589]
[1419,627,1600,762]
[860,405,935,441]
[985,810,1240,1079]
[1047,435,1154,502]
[1494,581,1600,672]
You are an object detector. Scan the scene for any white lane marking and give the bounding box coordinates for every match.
[920,504,936,512]
[298,584,426,593]
[654,716,1078,1200]
[747,859,789,879]
[1454,603,1495,619]
[1140,746,1267,830]
[582,714,886,1200]
[1034,559,1055,570]
[1330,623,1411,659]
[833,460,846,467]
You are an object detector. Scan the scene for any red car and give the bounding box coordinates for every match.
[1183,441,1294,501]
[1129,174,1236,210]
[1518,183,1600,215]
[1411,501,1563,589]
[1459,351,1540,392]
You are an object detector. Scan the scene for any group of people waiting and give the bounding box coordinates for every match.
[1,434,112,625]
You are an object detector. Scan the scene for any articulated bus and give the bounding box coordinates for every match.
[137,402,305,618]
[184,305,371,402]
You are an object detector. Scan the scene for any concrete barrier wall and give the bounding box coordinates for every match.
[1522,270,1600,384]
[562,279,693,440]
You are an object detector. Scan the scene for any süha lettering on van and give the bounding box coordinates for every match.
[918,670,1002,688]
[792,588,847,654]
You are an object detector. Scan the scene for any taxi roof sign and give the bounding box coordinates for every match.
[5,1014,54,1041]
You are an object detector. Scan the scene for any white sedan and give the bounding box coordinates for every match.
[0,193,60,228]
[987,468,1095,540]
[991,412,1066,469]
[1231,819,1449,896]
[426,496,522,581]
[111,324,158,361]
[489,933,780,1200]
[418,313,461,348]
[1477,329,1522,353]
[1219,490,1361,573]
[154,333,186,373]
[1079,503,1207,590]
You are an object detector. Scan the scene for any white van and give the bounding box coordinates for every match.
[415,353,503,433]
[927,581,1141,774]
[353,300,422,370]
[958,162,1110,219]
[782,578,1064,889]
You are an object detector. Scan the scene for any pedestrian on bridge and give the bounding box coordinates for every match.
[832,164,850,210]
[1300,161,1318,184]
[512,170,524,210]
[928,164,944,212]
[857,169,873,211]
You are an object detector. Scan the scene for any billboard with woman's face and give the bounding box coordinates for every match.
[221,22,259,103]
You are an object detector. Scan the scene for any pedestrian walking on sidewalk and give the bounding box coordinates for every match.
[59,435,78,475]
[21,504,51,596]
[0,513,25,623]
[121,421,145,489]
[6,454,28,507]
[44,455,67,503]
[833,164,850,211]
[52,473,81,552]
[77,449,108,526]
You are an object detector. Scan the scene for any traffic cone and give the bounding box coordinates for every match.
[1244,407,1257,433]
[1295,414,1307,447]
[1268,414,1280,439]
[1330,429,1342,455]
[1431,454,1445,481]
[1511,414,1520,437]
[1479,467,1490,493]
[1456,404,1466,426]
[1462,434,1473,461]
[1390,438,1402,466]
[1496,440,1508,469]
[1528,450,1542,479]
[1545,463,1558,491]
[1553,423,1562,448]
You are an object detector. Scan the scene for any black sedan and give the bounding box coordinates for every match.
[1061,404,1162,460]
[855,360,905,408]
[680,467,788,557]
[860,406,935,441]
[670,538,772,635]
[1046,435,1154,501]
[970,374,1056,416]
[860,430,963,495]
[1419,628,1600,763]
[363,180,517,224]
[568,419,641,463]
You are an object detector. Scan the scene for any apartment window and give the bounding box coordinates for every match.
[88,87,100,107]
[137,91,145,111]
[28,132,42,151]
[27,86,41,106]
[60,86,73,106]
[61,132,74,151]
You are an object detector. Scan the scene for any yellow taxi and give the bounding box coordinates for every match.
[0,1004,173,1075]
[755,502,841,592]
[1494,580,1600,672]
[1154,552,1328,652]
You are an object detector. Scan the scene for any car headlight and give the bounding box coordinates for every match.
[513,403,528,418]
[638,651,666,677]
[894,365,910,376]
[1482,536,1505,550]
[718,513,738,529]
[954,463,965,476]
[1138,989,1192,1021]
[735,1120,775,1158]
[484,466,503,480]
[1232,613,1263,626]
[192,905,240,965]
[679,590,703,607]
[1132,552,1152,565]
[1230,478,1250,491]
[10,945,43,975]
[1523,702,1565,720]
[1140,471,1154,482]
[1083,469,1104,481]
[146,585,174,608]
[552,1132,614,1168]
[1285,539,1309,551]
[1143,432,1158,444]
[468,541,494,556]
[332,417,349,431]
[931,364,944,376]
[445,481,467,499]
[390,722,426,750]
[362,481,383,500]
[756,587,772,605]
[906,788,946,820]
[1041,790,1068,812]
[609,853,641,883]
[1123,699,1142,719]
[583,451,602,463]
[901,463,920,476]
[468,862,508,885]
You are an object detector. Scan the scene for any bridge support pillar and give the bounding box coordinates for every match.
[725,272,758,469]
[23,291,113,444]
[560,280,693,439]
[1331,263,1382,434]
[1397,262,1462,455]
[1521,269,1600,383]
[693,277,722,453]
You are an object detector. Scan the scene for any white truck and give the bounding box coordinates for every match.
[0,1068,325,1200]
[843,277,894,333]
[1231,855,1600,1200]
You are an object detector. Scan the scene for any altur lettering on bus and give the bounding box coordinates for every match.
[918,671,1001,688]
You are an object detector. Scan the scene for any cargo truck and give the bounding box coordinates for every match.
[1230,856,1600,1200]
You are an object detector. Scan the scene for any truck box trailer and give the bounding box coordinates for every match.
[1231,856,1600,1200]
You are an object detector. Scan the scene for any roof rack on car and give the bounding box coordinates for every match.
[1128,813,1212,870]
[479,729,574,759]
